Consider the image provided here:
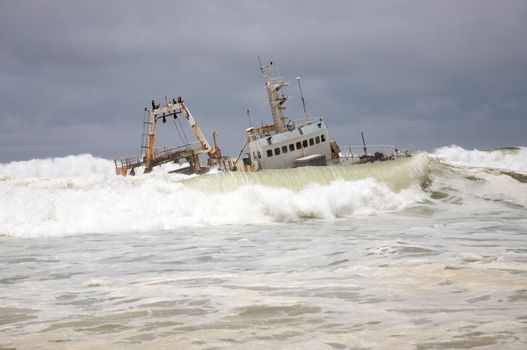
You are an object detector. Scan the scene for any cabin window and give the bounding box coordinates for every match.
[275,147,281,155]
[267,149,273,157]
[289,144,295,152]
[296,141,302,149]
[257,151,262,159]
[321,134,326,142]
[309,138,314,146]
[302,140,308,148]
[282,145,288,154]
[253,152,257,159]
[315,136,320,144]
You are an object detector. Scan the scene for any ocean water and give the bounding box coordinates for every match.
[1,146,526,349]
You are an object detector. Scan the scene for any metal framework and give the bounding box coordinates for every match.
[114,96,229,176]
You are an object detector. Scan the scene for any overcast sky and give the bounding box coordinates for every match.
[1,0,526,163]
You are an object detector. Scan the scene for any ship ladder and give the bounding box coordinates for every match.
[140,108,152,160]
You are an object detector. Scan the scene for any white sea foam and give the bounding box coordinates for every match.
[0,173,425,237]
[431,145,527,172]
[0,154,115,178]
[2,152,526,350]
[0,153,196,179]
[3,147,525,238]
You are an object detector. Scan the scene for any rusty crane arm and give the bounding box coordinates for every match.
[114,96,226,176]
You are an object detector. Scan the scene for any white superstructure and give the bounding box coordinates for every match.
[244,62,338,171]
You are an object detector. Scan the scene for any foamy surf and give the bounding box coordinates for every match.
[1,146,526,350]
[426,146,527,209]
[0,154,116,178]
[431,145,527,173]
[0,173,425,237]
[2,148,526,238]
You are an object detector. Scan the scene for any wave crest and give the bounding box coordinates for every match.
[0,174,425,237]
[431,145,527,172]
[0,154,115,178]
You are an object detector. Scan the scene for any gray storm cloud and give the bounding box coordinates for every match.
[1,0,526,162]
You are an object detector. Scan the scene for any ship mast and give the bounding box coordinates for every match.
[260,60,288,133]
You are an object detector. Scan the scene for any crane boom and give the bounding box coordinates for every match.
[114,96,227,175]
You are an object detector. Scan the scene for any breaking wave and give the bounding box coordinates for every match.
[0,154,429,237]
[431,145,527,173]
[0,154,115,178]
[1,147,525,238]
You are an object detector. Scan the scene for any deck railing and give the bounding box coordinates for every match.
[114,142,205,173]
[339,145,404,163]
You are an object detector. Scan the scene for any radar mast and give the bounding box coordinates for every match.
[260,60,289,133]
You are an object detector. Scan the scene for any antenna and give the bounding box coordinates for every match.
[246,108,252,128]
[296,76,308,123]
[361,132,368,156]
[258,55,263,73]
